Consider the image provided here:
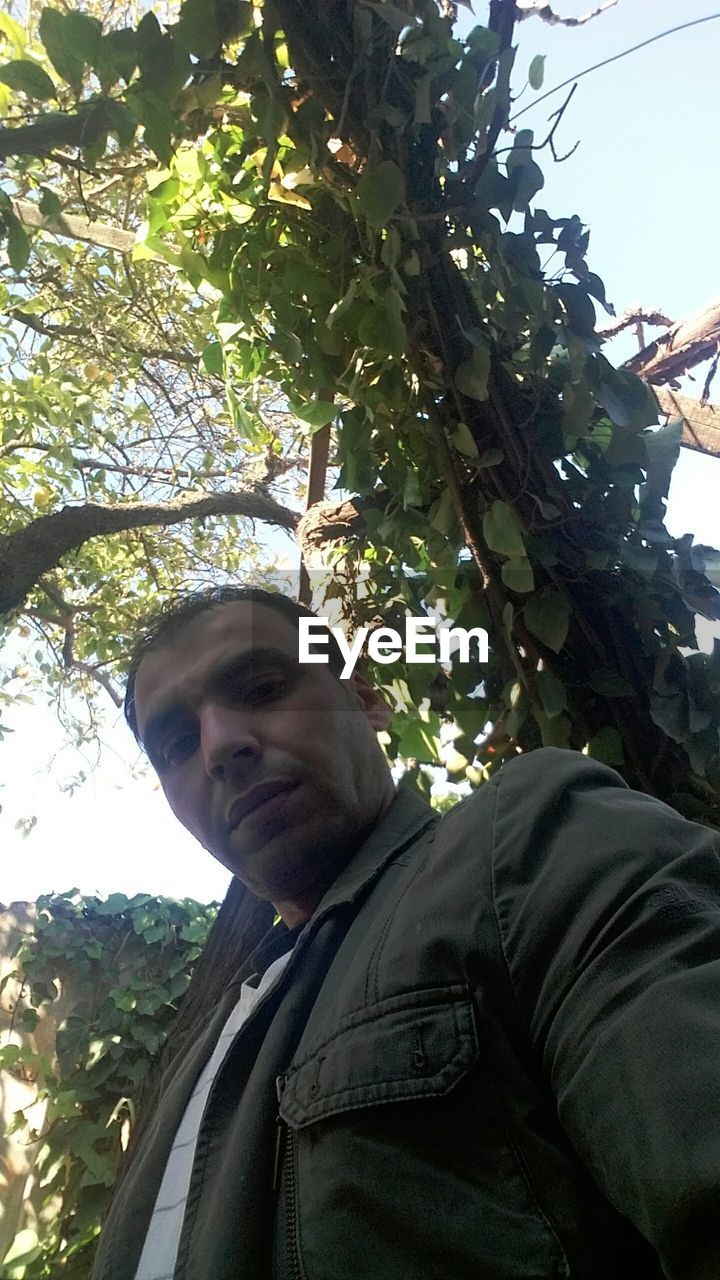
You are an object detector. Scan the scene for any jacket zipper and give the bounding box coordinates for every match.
[275,1075,302,1280]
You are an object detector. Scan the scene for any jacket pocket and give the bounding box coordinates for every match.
[274,985,571,1280]
[278,983,479,1128]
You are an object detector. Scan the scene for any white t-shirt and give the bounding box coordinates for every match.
[134,947,293,1280]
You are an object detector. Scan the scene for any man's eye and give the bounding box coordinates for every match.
[158,731,198,769]
[241,673,287,703]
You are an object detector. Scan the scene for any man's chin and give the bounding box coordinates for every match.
[220,811,346,904]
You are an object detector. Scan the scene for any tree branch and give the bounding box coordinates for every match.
[46,592,125,708]
[598,307,672,341]
[516,0,617,26]
[8,307,199,369]
[465,0,518,191]
[0,99,117,161]
[0,488,299,617]
[12,198,135,253]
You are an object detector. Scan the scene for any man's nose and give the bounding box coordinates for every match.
[199,702,261,782]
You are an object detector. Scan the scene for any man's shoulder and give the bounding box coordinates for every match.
[432,746,695,905]
[440,746,627,832]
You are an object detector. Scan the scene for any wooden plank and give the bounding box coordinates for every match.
[655,387,720,459]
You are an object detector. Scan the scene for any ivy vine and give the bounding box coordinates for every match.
[0,891,216,1277]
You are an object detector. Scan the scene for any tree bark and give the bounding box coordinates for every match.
[0,489,298,617]
[0,102,110,161]
[12,198,135,254]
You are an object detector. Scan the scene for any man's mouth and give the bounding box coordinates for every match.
[225,780,299,833]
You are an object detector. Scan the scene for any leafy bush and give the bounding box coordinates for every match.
[0,890,217,1277]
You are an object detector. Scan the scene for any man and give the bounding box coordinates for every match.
[92,585,720,1280]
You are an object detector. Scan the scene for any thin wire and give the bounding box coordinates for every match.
[511,12,720,122]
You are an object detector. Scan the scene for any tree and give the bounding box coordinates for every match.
[0,0,306,734]
[0,0,719,817]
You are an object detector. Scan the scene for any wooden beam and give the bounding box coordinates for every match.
[626,299,720,386]
[655,387,720,459]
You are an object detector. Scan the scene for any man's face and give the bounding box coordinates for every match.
[133,602,395,919]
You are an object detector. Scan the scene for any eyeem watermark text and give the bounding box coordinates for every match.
[299,617,489,678]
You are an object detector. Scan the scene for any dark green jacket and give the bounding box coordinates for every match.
[91,748,720,1280]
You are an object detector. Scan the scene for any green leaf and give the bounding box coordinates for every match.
[483,499,525,557]
[501,556,534,593]
[451,422,479,458]
[0,1043,23,1069]
[528,54,545,90]
[524,588,570,653]
[587,726,625,767]
[0,58,56,99]
[64,11,103,65]
[649,689,688,742]
[644,417,683,464]
[133,89,174,164]
[357,290,407,356]
[4,211,30,270]
[403,467,422,509]
[95,892,129,916]
[3,1228,40,1268]
[556,282,595,337]
[531,706,571,749]
[429,486,457,537]
[477,447,504,468]
[396,713,441,762]
[96,27,137,89]
[590,354,659,431]
[38,187,60,218]
[536,668,568,719]
[180,919,208,942]
[296,400,337,430]
[356,160,405,230]
[326,279,357,330]
[200,341,224,377]
[39,8,85,87]
[175,0,220,59]
[0,12,25,54]
[455,342,490,399]
[466,25,500,59]
[226,385,262,441]
[103,100,137,148]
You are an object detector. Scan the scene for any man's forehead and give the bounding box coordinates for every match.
[133,602,300,731]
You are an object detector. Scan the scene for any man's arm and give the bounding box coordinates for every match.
[489,748,720,1280]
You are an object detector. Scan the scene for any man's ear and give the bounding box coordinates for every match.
[349,670,393,731]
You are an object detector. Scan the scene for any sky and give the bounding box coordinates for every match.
[1,0,719,907]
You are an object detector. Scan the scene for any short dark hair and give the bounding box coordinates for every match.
[124,585,347,742]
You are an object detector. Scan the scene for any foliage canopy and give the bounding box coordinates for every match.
[0,0,719,812]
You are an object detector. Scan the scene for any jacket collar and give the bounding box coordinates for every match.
[245,786,438,979]
[310,784,438,917]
